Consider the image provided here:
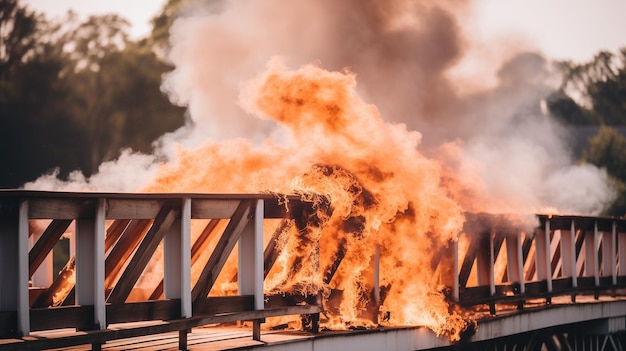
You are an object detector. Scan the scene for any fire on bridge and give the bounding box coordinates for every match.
[1,190,626,350]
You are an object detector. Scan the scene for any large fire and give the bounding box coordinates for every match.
[23,0,616,343]
[143,60,470,339]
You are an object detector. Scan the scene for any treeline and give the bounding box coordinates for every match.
[0,0,185,188]
[0,0,625,216]
[548,49,626,216]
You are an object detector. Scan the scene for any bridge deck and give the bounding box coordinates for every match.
[2,295,624,351]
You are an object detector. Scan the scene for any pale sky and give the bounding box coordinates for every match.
[22,0,626,63]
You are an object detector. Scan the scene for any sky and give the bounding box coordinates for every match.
[22,0,626,64]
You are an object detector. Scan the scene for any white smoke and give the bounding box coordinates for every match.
[24,0,616,215]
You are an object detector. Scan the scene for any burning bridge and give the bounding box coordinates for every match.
[1,190,626,350]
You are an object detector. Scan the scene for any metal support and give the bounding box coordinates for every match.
[75,198,106,329]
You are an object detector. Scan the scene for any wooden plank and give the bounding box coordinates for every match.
[0,305,321,351]
[17,200,30,336]
[263,219,293,278]
[104,219,152,290]
[103,219,131,252]
[30,305,94,331]
[105,199,164,219]
[29,219,72,277]
[107,300,181,324]
[323,238,347,285]
[232,218,294,283]
[150,219,222,300]
[32,257,76,308]
[29,198,95,220]
[0,311,17,338]
[107,203,178,304]
[458,234,479,288]
[192,200,252,302]
[192,296,255,315]
[191,199,242,219]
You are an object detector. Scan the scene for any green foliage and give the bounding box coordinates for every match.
[583,126,626,216]
[0,0,185,187]
[552,49,626,126]
[584,126,626,181]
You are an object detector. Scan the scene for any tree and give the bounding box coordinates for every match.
[583,126,626,216]
[552,49,626,126]
[0,0,86,188]
[0,2,186,187]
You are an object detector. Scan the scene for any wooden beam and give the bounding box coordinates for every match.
[32,257,76,308]
[107,203,178,304]
[104,219,152,289]
[192,200,252,302]
[103,219,131,252]
[323,238,347,285]
[458,234,479,289]
[29,219,72,277]
[0,305,321,351]
[149,219,222,300]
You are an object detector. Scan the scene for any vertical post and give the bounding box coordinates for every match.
[620,222,626,277]
[476,232,492,288]
[164,198,191,351]
[373,244,380,305]
[612,221,617,285]
[584,222,600,286]
[164,198,192,318]
[602,225,615,284]
[0,215,17,336]
[453,234,460,301]
[238,200,264,341]
[506,231,524,293]
[561,221,578,288]
[18,200,30,336]
[75,198,106,330]
[535,221,552,292]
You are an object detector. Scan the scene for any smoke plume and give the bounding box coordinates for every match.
[21,0,618,340]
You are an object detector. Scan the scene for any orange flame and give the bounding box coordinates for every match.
[144,59,471,340]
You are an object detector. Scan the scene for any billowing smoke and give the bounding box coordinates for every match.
[160,0,613,214]
[22,0,616,339]
[27,0,614,214]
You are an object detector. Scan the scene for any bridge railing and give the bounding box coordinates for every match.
[0,190,320,349]
[454,213,626,312]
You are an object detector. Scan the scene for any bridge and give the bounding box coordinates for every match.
[1,190,626,350]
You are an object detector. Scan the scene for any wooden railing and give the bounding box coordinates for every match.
[0,190,320,350]
[453,213,626,313]
[2,190,626,350]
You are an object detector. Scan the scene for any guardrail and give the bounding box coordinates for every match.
[2,190,625,350]
[454,213,626,313]
[0,190,320,350]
